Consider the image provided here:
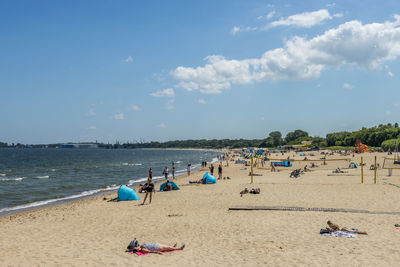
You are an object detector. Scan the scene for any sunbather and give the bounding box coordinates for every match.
[127,239,185,254]
[326,220,367,235]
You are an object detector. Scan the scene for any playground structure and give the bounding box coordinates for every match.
[354,140,370,153]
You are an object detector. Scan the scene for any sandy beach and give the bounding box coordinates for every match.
[1,151,400,266]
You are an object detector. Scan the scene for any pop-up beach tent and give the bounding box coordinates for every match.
[160,181,180,191]
[202,172,217,184]
[118,185,140,201]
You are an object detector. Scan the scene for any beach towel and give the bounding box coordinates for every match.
[131,249,180,256]
[321,230,358,238]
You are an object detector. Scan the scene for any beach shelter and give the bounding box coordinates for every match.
[160,181,180,191]
[349,162,358,168]
[300,153,305,156]
[202,172,217,184]
[118,185,140,201]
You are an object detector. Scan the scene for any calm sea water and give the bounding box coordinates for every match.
[0,148,220,214]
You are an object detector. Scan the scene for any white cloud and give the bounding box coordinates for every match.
[114,113,124,120]
[333,13,343,18]
[165,99,175,110]
[268,9,333,28]
[87,108,95,116]
[386,110,392,116]
[158,123,167,128]
[198,99,207,104]
[266,11,276,20]
[231,26,257,35]
[88,126,96,130]
[150,88,175,98]
[388,71,394,77]
[231,26,240,35]
[260,116,265,121]
[326,3,336,7]
[122,56,133,63]
[343,83,353,89]
[130,104,141,111]
[172,16,400,94]
[393,103,400,107]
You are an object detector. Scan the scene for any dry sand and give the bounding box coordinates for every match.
[1,151,400,266]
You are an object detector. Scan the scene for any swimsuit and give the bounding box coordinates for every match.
[143,243,160,251]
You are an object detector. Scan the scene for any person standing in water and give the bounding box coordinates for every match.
[172,165,176,179]
[148,168,152,179]
[187,164,191,176]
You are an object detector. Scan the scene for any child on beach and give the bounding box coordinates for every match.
[163,167,169,179]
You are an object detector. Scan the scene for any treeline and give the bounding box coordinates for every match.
[1,123,399,150]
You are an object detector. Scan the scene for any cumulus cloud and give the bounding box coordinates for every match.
[122,56,133,63]
[268,9,333,28]
[150,88,175,98]
[130,104,141,111]
[172,16,400,94]
[114,113,124,120]
[198,99,207,104]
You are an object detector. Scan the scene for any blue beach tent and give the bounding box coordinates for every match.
[118,185,140,201]
[202,172,217,184]
[160,181,180,191]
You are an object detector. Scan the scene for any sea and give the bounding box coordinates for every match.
[0,148,221,215]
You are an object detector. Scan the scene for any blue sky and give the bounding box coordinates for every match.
[1,0,400,144]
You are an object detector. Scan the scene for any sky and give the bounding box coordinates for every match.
[1,0,400,144]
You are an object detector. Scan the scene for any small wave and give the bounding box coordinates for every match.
[51,169,57,172]
[121,162,142,167]
[0,173,6,177]
[176,161,181,163]
[0,177,24,182]
[35,175,50,179]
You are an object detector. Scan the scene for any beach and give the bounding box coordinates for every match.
[1,151,400,266]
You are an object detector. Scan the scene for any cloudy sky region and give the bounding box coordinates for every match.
[1,0,400,144]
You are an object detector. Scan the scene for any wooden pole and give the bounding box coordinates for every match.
[251,156,254,184]
[361,156,364,184]
[374,155,377,184]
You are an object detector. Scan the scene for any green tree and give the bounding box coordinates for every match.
[268,131,282,147]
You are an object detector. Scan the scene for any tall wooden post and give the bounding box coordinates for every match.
[251,156,254,184]
[374,156,377,184]
[361,156,364,184]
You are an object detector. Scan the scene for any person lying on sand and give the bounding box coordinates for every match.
[332,168,346,174]
[127,239,185,254]
[326,220,367,235]
[240,188,260,196]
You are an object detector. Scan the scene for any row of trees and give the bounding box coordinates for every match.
[1,123,399,150]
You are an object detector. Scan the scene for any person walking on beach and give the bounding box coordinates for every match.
[209,164,214,176]
[148,168,152,179]
[218,163,223,180]
[172,165,175,179]
[187,164,191,176]
[141,177,155,205]
[163,166,169,179]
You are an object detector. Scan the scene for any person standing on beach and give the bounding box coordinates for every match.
[218,163,222,180]
[187,164,191,176]
[172,165,175,179]
[209,164,214,175]
[148,168,152,179]
[163,166,169,179]
[141,177,155,205]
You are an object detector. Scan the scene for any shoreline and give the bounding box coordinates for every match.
[2,150,400,266]
[0,154,218,217]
